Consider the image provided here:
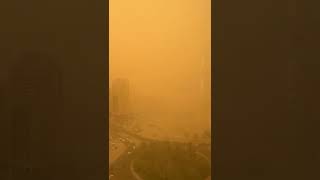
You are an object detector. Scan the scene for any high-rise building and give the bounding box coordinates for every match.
[110,78,131,117]
[199,57,211,124]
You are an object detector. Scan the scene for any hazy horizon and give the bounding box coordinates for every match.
[110,0,211,136]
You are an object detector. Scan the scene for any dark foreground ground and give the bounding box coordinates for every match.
[110,138,211,180]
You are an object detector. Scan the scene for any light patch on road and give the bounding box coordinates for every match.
[109,140,127,165]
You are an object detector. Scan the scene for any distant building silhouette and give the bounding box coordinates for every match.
[110,78,131,117]
[200,57,211,124]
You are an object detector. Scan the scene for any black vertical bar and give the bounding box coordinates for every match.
[0,0,108,179]
[213,0,298,179]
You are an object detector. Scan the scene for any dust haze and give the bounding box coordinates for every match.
[109,0,211,179]
[110,0,211,138]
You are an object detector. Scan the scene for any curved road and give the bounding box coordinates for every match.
[110,125,211,180]
[129,159,143,180]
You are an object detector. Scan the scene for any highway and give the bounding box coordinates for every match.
[109,121,211,180]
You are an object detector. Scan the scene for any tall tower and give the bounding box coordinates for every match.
[199,56,211,125]
[110,78,131,117]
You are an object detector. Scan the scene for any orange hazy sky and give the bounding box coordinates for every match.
[110,0,211,115]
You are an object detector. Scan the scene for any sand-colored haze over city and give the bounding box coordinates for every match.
[110,0,211,136]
